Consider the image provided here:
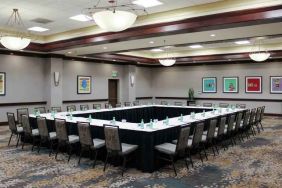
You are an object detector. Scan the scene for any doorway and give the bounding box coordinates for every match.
[108,79,119,107]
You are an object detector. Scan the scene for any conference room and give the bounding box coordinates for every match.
[0,0,281,187]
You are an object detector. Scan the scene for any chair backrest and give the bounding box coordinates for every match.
[161,101,168,105]
[21,114,32,134]
[105,103,110,109]
[203,103,212,107]
[51,106,62,112]
[80,104,89,111]
[174,101,183,106]
[55,118,68,141]
[176,125,190,152]
[227,114,236,132]
[77,122,93,146]
[124,102,131,106]
[249,108,256,125]
[192,122,205,146]
[236,104,246,109]
[17,108,29,124]
[219,103,229,108]
[207,118,217,140]
[103,124,121,152]
[255,107,261,122]
[242,110,250,127]
[133,101,139,106]
[259,106,265,121]
[234,112,243,131]
[7,112,17,132]
[218,115,227,136]
[115,103,122,108]
[93,104,101,109]
[34,107,46,113]
[67,105,76,112]
[37,117,49,137]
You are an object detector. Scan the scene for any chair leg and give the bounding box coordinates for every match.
[22,134,26,149]
[49,140,53,157]
[31,137,36,151]
[8,133,13,146]
[78,147,84,165]
[121,156,127,177]
[38,138,42,153]
[202,145,208,160]
[68,144,73,162]
[104,152,109,172]
[260,122,264,131]
[55,142,61,160]
[170,155,177,176]
[93,150,98,168]
[16,134,21,148]
[188,150,194,168]
[199,151,204,163]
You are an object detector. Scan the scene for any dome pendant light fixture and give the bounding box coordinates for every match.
[249,38,270,62]
[86,0,146,32]
[0,9,31,51]
[159,40,176,66]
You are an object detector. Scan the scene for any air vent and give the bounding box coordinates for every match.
[31,18,53,24]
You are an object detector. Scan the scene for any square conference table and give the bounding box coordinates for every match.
[29,105,244,172]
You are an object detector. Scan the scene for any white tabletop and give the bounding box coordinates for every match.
[30,105,244,132]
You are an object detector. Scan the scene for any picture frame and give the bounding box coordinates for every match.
[202,77,217,93]
[0,72,6,96]
[223,77,239,93]
[245,76,262,93]
[77,75,92,94]
[270,76,282,94]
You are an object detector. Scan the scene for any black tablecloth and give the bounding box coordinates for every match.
[29,106,212,172]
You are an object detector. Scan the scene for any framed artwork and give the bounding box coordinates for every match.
[202,77,217,93]
[77,75,92,94]
[0,72,6,96]
[245,76,262,93]
[223,77,239,93]
[270,76,282,94]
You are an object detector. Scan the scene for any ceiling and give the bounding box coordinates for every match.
[0,0,220,35]
[0,0,282,65]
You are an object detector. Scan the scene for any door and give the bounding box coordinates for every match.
[108,79,118,107]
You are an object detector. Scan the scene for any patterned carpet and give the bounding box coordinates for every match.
[0,116,281,188]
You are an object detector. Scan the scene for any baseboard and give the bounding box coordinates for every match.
[265,113,282,117]
[0,122,8,126]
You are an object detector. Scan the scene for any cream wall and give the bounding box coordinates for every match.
[152,62,282,114]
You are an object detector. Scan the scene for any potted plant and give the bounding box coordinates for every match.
[188,88,194,101]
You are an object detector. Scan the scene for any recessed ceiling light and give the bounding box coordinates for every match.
[189,44,203,49]
[210,34,216,37]
[67,51,72,54]
[235,40,250,45]
[28,26,49,32]
[103,46,108,50]
[151,48,164,52]
[70,14,92,22]
[132,0,163,8]
[149,41,154,44]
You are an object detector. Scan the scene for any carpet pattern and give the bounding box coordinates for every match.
[0,116,281,188]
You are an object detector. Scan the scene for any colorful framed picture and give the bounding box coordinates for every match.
[223,77,239,93]
[270,76,282,94]
[0,72,6,96]
[245,76,262,93]
[202,77,217,93]
[77,75,91,94]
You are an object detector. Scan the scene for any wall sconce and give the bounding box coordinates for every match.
[54,72,60,86]
[130,74,135,87]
